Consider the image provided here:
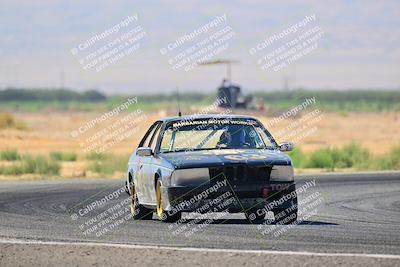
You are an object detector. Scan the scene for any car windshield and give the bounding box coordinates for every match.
[159,118,277,153]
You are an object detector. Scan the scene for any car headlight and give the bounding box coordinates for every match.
[170,168,210,186]
[270,165,294,182]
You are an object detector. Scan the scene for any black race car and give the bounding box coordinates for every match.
[126,114,297,223]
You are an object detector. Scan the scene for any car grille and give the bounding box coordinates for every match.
[209,164,271,185]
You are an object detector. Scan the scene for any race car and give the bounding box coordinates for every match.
[126,114,297,224]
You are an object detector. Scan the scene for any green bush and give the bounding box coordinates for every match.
[306,148,336,170]
[388,147,400,169]
[50,151,77,161]
[286,147,307,168]
[0,155,60,175]
[0,149,20,161]
[85,152,110,161]
[371,147,400,170]
[0,165,24,175]
[87,154,128,174]
[21,155,60,175]
[341,143,370,169]
[305,144,370,170]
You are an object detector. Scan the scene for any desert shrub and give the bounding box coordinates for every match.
[0,149,20,161]
[21,155,60,175]
[387,147,400,169]
[85,152,110,161]
[87,154,129,175]
[0,155,60,175]
[0,113,13,128]
[306,148,337,170]
[50,151,77,161]
[286,147,307,168]
[338,143,370,168]
[0,165,24,175]
[306,144,370,170]
[370,147,400,170]
[0,112,26,130]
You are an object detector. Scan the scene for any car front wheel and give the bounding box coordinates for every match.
[155,180,181,223]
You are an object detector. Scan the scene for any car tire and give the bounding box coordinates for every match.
[130,183,153,220]
[245,208,265,223]
[155,180,181,223]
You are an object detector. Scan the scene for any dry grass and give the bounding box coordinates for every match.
[0,110,399,179]
[259,111,400,155]
[1,111,399,155]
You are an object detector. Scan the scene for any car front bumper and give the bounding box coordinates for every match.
[160,181,297,213]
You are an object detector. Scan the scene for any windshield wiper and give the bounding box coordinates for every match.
[162,147,227,153]
[161,149,188,153]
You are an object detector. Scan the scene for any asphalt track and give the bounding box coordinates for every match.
[0,172,400,265]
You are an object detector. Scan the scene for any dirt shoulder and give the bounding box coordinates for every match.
[1,242,399,267]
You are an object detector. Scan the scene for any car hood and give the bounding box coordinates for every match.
[160,149,291,169]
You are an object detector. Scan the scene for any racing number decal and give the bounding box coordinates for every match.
[224,154,266,161]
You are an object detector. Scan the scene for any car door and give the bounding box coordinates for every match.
[146,123,163,203]
[135,121,161,204]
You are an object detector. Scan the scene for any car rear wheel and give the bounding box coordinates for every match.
[156,180,181,223]
[130,184,153,220]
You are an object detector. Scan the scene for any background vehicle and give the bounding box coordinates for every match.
[200,60,256,110]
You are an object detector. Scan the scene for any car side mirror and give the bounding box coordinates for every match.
[137,147,153,157]
[279,142,294,152]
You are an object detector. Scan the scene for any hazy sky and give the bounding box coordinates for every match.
[0,0,399,94]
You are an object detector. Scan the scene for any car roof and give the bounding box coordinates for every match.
[160,114,258,123]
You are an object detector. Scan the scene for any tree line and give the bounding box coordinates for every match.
[0,88,106,102]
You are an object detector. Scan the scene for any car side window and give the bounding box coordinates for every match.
[139,122,160,147]
[148,123,162,152]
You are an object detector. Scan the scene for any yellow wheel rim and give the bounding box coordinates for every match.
[156,181,164,218]
[130,184,136,215]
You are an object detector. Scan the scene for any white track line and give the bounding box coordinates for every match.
[0,239,399,259]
